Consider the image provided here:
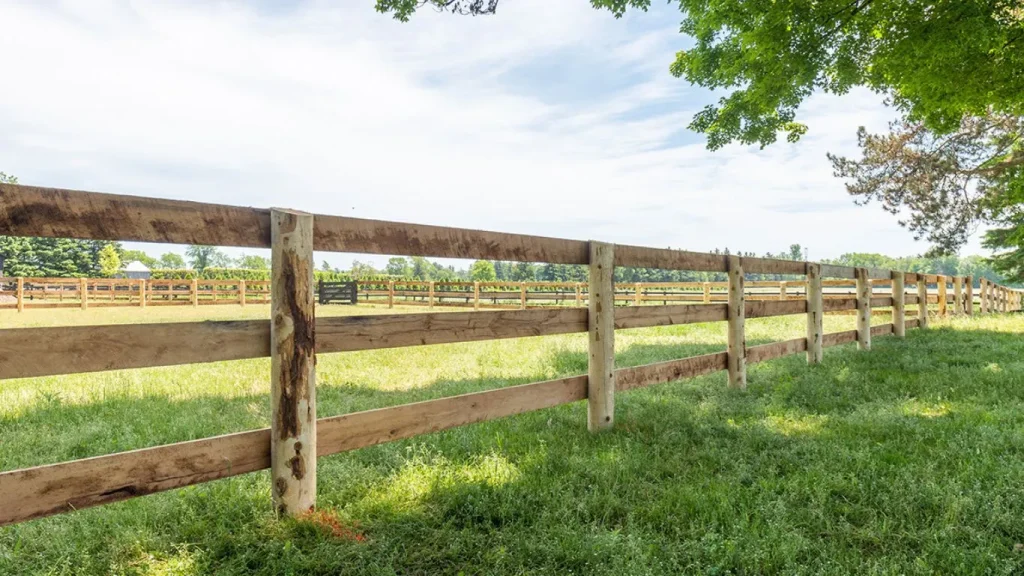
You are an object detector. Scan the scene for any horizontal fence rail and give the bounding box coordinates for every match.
[0,182,1022,527]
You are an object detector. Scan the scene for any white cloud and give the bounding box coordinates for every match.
[0,0,987,269]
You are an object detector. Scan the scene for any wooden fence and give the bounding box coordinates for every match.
[0,277,270,310]
[0,182,1021,527]
[3,276,1017,316]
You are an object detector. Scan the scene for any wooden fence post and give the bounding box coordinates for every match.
[856,267,871,351]
[892,271,905,338]
[139,279,146,308]
[633,283,641,306]
[80,278,88,310]
[473,281,480,310]
[979,279,987,313]
[388,280,395,309]
[520,282,527,309]
[965,276,973,315]
[574,282,582,307]
[938,276,948,316]
[588,241,615,431]
[779,281,788,301]
[191,278,199,307]
[806,264,822,364]
[727,256,746,389]
[952,275,963,315]
[428,281,435,309]
[917,275,929,329]
[270,208,316,517]
[703,282,711,304]
[15,277,24,312]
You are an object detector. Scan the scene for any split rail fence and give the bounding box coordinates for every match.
[0,277,270,311]
[0,183,1021,527]
[4,276,1020,315]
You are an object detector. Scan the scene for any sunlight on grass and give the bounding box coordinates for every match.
[761,413,828,436]
[901,401,952,419]
[2,305,1024,574]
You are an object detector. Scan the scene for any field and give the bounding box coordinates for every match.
[2,304,1023,575]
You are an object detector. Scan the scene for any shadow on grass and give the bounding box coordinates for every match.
[4,327,1024,574]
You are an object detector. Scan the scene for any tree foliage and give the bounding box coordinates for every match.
[469,259,497,281]
[186,245,232,272]
[97,245,122,277]
[157,252,186,269]
[829,112,1024,253]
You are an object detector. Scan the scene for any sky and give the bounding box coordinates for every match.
[0,0,989,270]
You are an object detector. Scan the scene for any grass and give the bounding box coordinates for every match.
[1,304,1024,574]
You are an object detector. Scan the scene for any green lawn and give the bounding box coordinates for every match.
[1,305,1023,575]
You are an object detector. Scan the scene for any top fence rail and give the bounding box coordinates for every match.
[0,183,886,278]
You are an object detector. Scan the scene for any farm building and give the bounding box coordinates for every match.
[122,261,151,279]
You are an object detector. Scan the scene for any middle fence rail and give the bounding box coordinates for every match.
[0,182,1022,526]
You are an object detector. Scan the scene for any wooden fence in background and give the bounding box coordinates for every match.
[0,182,1022,527]
[0,277,270,310]
[3,276,1019,315]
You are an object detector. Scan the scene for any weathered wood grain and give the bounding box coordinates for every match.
[806,263,823,364]
[616,352,729,391]
[0,184,271,247]
[0,321,270,380]
[318,375,588,457]
[747,337,808,364]
[613,304,727,329]
[0,428,271,526]
[727,255,746,389]
[823,330,858,347]
[856,268,871,351]
[588,241,615,431]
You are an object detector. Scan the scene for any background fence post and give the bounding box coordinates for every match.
[521,282,527,309]
[428,281,435,309]
[780,280,788,301]
[727,256,746,389]
[270,208,316,518]
[139,279,146,308]
[191,278,198,307]
[856,267,871,351]
[917,275,929,328]
[633,282,641,306]
[806,263,822,364]
[703,281,711,304]
[16,277,24,313]
[473,281,480,310]
[588,241,615,432]
[240,280,247,307]
[388,280,395,309]
[892,271,905,338]
[938,276,947,316]
[80,278,88,310]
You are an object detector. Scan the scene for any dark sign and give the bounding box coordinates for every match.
[318,281,358,305]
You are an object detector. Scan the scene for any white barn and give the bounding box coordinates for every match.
[123,261,151,279]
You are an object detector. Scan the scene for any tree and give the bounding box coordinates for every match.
[157,252,186,269]
[379,1,1024,150]
[0,172,16,184]
[237,254,270,269]
[350,260,378,278]
[469,259,497,282]
[385,257,412,277]
[829,112,1024,253]
[186,245,231,272]
[122,249,158,269]
[97,244,121,277]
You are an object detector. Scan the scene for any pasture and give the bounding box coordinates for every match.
[2,304,1024,574]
